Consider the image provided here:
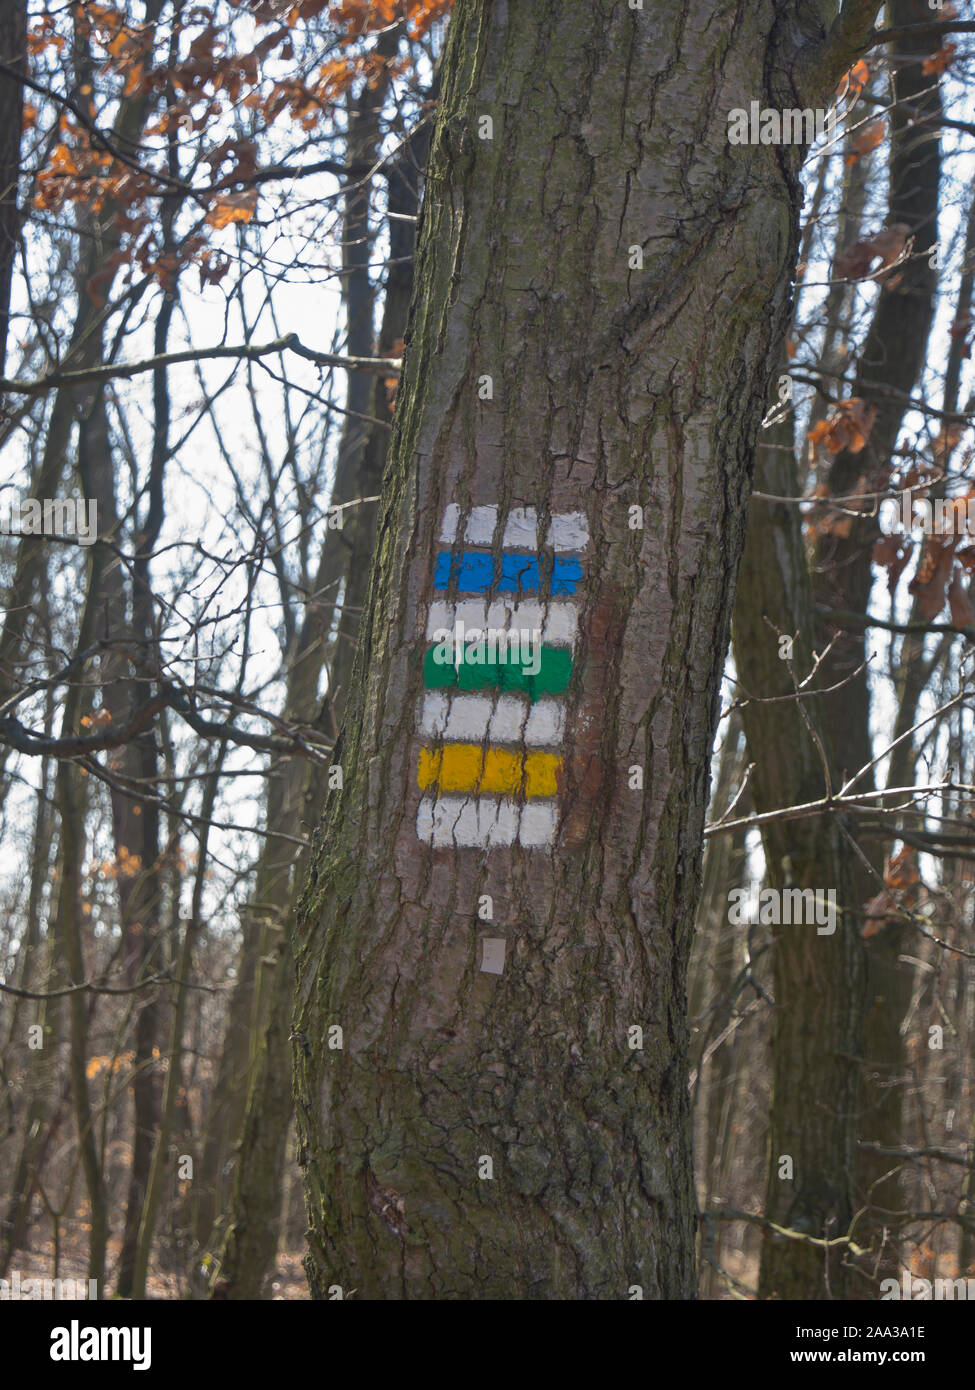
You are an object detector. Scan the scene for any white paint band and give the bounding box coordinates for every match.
[480,937,506,975]
[418,691,566,746]
[426,598,578,647]
[439,504,589,553]
[416,796,558,848]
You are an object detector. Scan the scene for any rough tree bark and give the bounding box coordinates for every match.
[293,0,880,1299]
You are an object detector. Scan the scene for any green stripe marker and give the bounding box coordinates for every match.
[423,645,572,700]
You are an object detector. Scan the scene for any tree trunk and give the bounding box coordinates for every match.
[0,0,26,374]
[733,421,866,1299]
[49,542,112,1291]
[690,716,754,1298]
[114,285,174,1301]
[132,757,223,1299]
[812,0,942,1255]
[293,0,869,1299]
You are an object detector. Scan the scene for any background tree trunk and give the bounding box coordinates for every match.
[812,0,942,1257]
[733,421,866,1300]
[210,102,432,1300]
[0,0,26,375]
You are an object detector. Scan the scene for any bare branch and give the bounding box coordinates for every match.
[0,969,217,999]
[819,606,975,643]
[0,334,402,396]
[867,20,975,49]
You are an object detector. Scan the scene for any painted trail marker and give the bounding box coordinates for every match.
[416,505,588,849]
[479,938,507,975]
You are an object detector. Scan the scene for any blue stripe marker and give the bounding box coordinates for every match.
[433,550,582,596]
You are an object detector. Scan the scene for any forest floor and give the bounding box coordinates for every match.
[9,1223,311,1299]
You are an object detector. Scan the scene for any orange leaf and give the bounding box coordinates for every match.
[50,143,80,175]
[122,61,145,98]
[863,848,920,935]
[409,0,454,40]
[807,398,876,457]
[840,398,876,454]
[922,42,957,76]
[845,118,885,166]
[205,191,257,229]
[835,223,910,281]
[199,249,231,288]
[80,708,112,729]
[949,310,973,361]
[873,533,912,595]
[840,59,870,96]
[886,846,920,894]
[909,539,955,620]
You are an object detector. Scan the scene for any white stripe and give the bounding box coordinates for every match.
[416,796,558,848]
[518,801,561,847]
[439,505,589,552]
[426,598,578,646]
[500,507,540,550]
[418,691,565,746]
[439,503,460,543]
[545,512,589,552]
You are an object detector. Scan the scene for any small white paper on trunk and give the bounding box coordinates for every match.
[480,937,506,975]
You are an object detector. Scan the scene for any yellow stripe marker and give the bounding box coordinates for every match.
[418,744,561,798]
